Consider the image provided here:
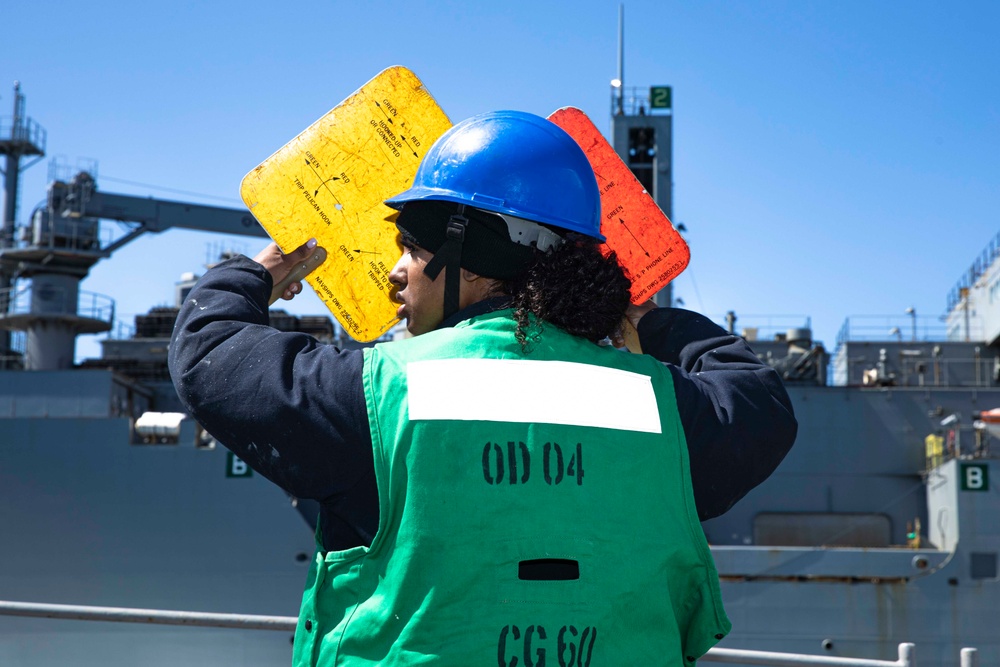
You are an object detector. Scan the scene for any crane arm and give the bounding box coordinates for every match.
[83,191,267,239]
[38,173,270,257]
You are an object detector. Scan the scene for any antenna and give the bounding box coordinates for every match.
[616,4,625,116]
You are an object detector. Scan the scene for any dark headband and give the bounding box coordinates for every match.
[395,201,538,281]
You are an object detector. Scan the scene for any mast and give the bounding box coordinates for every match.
[609,8,675,307]
[0,82,47,366]
[1,82,46,249]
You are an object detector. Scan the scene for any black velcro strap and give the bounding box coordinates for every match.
[422,210,468,321]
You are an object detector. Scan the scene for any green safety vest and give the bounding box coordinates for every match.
[293,310,729,666]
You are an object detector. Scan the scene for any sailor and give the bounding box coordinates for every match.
[168,110,797,665]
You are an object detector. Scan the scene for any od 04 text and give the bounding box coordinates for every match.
[483,442,584,486]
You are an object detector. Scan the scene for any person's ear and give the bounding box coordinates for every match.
[459,269,500,303]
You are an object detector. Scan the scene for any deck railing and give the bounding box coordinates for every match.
[0,599,296,631]
[0,599,982,666]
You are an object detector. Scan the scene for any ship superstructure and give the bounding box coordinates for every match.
[0,84,321,666]
[702,294,999,662]
[605,25,996,659]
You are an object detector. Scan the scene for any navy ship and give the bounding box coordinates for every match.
[2,71,996,666]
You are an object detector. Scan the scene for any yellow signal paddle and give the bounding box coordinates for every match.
[241,66,452,342]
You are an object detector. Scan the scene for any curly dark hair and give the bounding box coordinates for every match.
[497,234,633,347]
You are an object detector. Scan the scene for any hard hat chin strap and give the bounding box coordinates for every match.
[422,206,469,323]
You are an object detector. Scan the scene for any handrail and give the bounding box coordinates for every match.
[0,600,296,631]
[836,315,954,346]
[702,643,914,666]
[947,230,1000,313]
[0,600,978,666]
[0,115,47,150]
[0,285,114,322]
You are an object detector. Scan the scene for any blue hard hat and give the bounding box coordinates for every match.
[385,110,603,241]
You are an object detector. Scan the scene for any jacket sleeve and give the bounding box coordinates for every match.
[636,308,798,520]
[167,255,374,504]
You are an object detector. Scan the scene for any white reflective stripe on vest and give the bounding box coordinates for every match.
[406,358,662,433]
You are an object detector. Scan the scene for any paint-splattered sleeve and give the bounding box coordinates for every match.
[168,255,374,504]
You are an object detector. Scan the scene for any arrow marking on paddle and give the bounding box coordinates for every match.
[305,159,343,207]
[374,101,394,124]
[620,218,649,256]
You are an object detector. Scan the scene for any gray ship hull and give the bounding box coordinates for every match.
[3,368,997,665]
[705,379,999,665]
[1,370,314,666]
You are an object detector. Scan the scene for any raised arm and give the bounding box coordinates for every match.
[634,306,797,520]
[167,252,373,503]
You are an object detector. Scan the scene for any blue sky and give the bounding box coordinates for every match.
[3,0,998,361]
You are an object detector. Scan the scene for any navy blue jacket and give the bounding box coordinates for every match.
[168,256,797,551]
